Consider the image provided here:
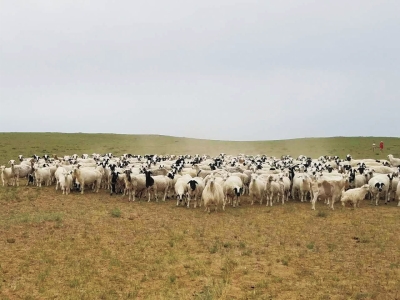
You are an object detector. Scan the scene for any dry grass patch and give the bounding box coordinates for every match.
[1,182,400,299]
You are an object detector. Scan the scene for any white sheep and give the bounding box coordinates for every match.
[186,177,205,208]
[396,182,400,206]
[151,175,171,202]
[349,171,368,189]
[175,174,192,206]
[265,175,284,206]
[340,184,370,208]
[223,175,243,208]
[370,166,395,175]
[249,174,266,205]
[124,172,147,201]
[9,159,33,186]
[1,163,16,186]
[73,166,102,194]
[59,171,73,195]
[292,174,313,202]
[230,172,250,195]
[54,166,67,190]
[368,175,391,206]
[202,174,225,213]
[33,165,52,187]
[278,173,291,202]
[388,154,400,167]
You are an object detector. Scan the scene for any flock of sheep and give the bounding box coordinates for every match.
[1,152,400,212]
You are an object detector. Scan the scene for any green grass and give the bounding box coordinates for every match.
[111,207,121,218]
[0,133,399,164]
[0,133,400,299]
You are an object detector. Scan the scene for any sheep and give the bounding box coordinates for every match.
[368,175,391,206]
[143,170,159,202]
[193,165,213,179]
[1,165,15,186]
[76,158,96,164]
[178,166,198,177]
[175,174,192,206]
[73,165,102,194]
[59,171,73,195]
[110,171,125,195]
[223,175,243,208]
[311,180,334,210]
[388,154,400,167]
[11,160,32,186]
[151,175,171,202]
[370,166,395,175]
[33,165,52,187]
[292,174,313,202]
[54,166,67,190]
[311,175,347,210]
[201,174,225,213]
[186,177,205,208]
[348,169,368,189]
[387,173,399,202]
[147,168,169,176]
[231,172,249,187]
[340,184,370,208]
[265,175,284,206]
[396,182,400,206]
[124,172,147,201]
[278,173,291,202]
[249,174,266,205]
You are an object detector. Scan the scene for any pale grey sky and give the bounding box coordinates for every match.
[1,1,399,141]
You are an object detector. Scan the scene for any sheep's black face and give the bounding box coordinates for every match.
[111,172,119,183]
[375,182,384,192]
[188,180,197,191]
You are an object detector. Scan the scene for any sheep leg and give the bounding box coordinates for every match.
[132,189,136,201]
[311,192,319,210]
[375,193,379,206]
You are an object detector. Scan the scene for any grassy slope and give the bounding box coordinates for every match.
[1,133,400,299]
[0,133,399,164]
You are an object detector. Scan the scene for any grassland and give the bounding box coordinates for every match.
[1,133,400,299]
[0,133,399,164]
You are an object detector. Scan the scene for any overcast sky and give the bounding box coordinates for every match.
[1,1,399,141]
